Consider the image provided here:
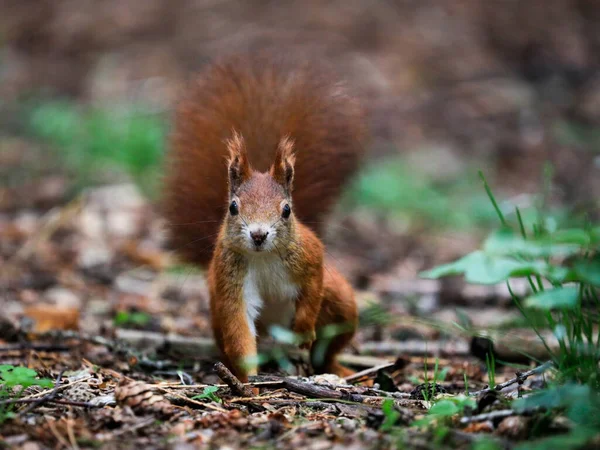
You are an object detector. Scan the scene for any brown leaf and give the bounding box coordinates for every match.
[463,421,494,433]
[23,305,79,332]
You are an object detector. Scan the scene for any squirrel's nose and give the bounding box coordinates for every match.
[250,231,268,247]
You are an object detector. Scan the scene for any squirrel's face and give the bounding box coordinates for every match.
[223,133,296,255]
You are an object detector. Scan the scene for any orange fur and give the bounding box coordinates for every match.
[163,51,366,265]
[163,52,366,382]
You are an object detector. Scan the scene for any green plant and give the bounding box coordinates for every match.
[113,310,152,328]
[345,155,501,231]
[192,386,221,403]
[26,100,166,197]
[421,356,447,401]
[0,365,53,424]
[412,395,476,429]
[380,399,402,432]
[512,384,600,449]
[485,352,496,390]
[471,438,503,450]
[421,172,600,388]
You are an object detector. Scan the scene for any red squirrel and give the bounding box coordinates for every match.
[164,52,367,382]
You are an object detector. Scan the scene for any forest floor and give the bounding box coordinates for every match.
[0,141,562,450]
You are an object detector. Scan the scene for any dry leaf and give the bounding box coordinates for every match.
[23,305,79,332]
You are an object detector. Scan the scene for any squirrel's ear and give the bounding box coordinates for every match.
[226,131,251,193]
[271,136,295,195]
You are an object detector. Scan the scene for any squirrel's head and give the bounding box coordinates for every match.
[223,132,296,255]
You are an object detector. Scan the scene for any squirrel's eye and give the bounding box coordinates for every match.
[281,203,291,219]
[229,200,239,216]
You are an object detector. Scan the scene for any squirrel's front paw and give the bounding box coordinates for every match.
[297,329,316,349]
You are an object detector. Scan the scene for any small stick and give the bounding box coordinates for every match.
[214,362,254,397]
[282,378,417,422]
[344,361,398,383]
[20,370,65,414]
[468,360,553,396]
[166,392,228,413]
[0,397,100,408]
[156,380,284,390]
[459,409,516,424]
[0,344,71,353]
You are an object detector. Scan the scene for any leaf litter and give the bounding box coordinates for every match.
[0,177,568,449]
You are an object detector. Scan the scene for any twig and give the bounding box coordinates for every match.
[165,392,228,413]
[468,360,554,396]
[363,388,412,399]
[214,362,254,397]
[282,378,418,422]
[344,361,398,383]
[51,399,102,408]
[0,344,71,353]
[156,381,283,390]
[0,397,100,408]
[459,409,516,424]
[20,370,65,414]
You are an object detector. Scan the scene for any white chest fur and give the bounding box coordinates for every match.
[243,254,299,336]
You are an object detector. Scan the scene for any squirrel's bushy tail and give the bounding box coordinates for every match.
[163,51,367,265]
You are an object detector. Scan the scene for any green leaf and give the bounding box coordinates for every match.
[551,229,592,246]
[268,325,298,345]
[421,251,546,285]
[429,400,459,416]
[484,228,582,258]
[473,437,503,450]
[380,399,401,431]
[573,258,600,286]
[113,311,151,327]
[192,386,221,403]
[524,286,580,310]
[0,365,53,389]
[515,430,595,450]
[512,384,600,429]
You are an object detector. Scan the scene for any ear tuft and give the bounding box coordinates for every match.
[271,136,295,195]
[226,130,251,194]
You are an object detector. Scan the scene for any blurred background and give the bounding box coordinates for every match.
[1,0,599,344]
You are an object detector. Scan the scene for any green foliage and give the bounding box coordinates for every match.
[513,384,600,449]
[421,172,600,388]
[421,227,599,285]
[26,100,166,197]
[0,365,53,390]
[525,287,579,310]
[471,438,503,450]
[0,365,54,424]
[192,386,222,403]
[428,400,459,416]
[380,399,402,432]
[346,155,499,230]
[485,352,496,390]
[113,310,152,327]
[413,395,476,428]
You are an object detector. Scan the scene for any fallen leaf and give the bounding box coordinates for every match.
[23,305,79,332]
